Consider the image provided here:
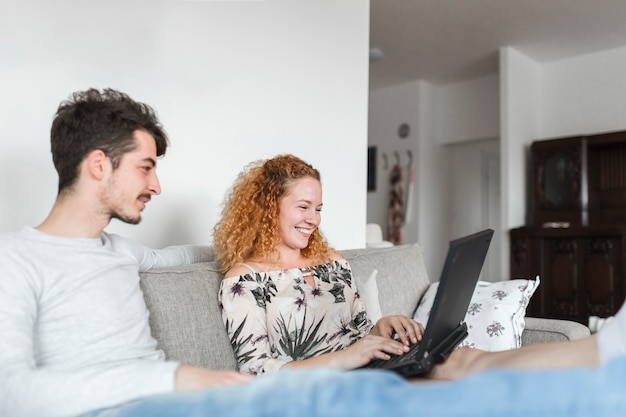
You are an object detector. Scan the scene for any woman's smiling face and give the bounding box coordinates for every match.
[277,176,323,252]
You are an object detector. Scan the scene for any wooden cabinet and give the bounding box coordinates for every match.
[510,226,626,325]
[512,130,626,325]
[530,136,587,226]
[529,130,626,227]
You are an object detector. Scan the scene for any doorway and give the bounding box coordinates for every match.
[447,138,501,282]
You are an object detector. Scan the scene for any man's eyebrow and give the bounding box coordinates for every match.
[143,157,157,167]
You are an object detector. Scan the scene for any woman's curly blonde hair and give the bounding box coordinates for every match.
[213,154,333,273]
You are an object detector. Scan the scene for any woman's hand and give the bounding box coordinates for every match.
[284,333,413,371]
[370,315,425,346]
[337,334,411,369]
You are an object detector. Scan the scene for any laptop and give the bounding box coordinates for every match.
[363,228,494,377]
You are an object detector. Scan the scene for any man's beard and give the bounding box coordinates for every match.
[112,211,142,225]
[103,186,149,225]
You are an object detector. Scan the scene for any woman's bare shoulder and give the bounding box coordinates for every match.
[329,250,345,261]
[224,262,261,279]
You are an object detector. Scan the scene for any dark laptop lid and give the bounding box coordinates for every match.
[362,228,493,376]
[416,228,494,358]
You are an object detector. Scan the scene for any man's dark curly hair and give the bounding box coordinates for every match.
[50,88,169,194]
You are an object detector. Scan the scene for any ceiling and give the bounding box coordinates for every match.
[369,0,626,90]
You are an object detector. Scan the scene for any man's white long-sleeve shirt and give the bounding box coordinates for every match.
[0,226,212,417]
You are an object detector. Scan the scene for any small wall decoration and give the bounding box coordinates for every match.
[368,146,377,191]
[398,123,411,139]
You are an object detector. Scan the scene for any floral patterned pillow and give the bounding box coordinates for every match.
[413,278,540,351]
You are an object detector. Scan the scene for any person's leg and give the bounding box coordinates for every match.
[291,359,626,417]
[83,357,626,417]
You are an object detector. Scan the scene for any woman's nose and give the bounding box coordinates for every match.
[306,210,320,225]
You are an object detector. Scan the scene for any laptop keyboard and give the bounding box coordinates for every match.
[365,340,421,369]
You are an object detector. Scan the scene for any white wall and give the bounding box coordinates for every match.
[415,80,449,280]
[500,44,626,236]
[368,43,626,282]
[368,76,500,281]
[434,75,501,282]
[499,47,542,278]
[0,0,370,250]
[481,44,626,279]
[367,81,420,244]
[541,45,626,138]
[436,75,500,145]
[447,138,501,282]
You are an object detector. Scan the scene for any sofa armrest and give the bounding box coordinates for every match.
[522,317,591,346]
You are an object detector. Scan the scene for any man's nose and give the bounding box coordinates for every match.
[150,174,161,195]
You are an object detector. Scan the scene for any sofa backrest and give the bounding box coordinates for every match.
[140,261,237,370]
[139,243,430,371]
[341,244,430,318]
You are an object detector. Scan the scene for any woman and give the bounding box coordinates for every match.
[214,154,424,375]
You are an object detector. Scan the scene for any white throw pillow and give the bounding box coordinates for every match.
[413,278,540,351]
[355,269,383,323]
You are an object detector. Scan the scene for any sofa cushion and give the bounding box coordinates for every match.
[140,262,237,370]
[357,269,383,323]
[342,243,429,319]
[413,278,540,351]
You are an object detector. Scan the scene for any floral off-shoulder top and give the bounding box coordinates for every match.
[218,259,373,375]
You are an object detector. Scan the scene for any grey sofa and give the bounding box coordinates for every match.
[139,243,591,371]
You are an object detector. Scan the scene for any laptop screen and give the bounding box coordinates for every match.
[419,229,494,354]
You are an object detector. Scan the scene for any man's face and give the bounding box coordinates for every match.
[101,130,161,224]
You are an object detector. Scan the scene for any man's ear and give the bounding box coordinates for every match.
[85,149,110,180]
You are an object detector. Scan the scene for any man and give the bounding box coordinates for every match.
[2,88,625,417]
[0,88,250,417]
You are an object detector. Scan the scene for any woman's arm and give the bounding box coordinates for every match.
[219,273,291,375]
